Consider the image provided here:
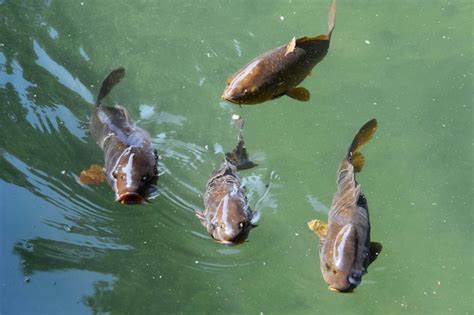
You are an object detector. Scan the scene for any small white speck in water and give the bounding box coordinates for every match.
[195,260,199,264]
[365,40,371,44]
[280,16,284,21]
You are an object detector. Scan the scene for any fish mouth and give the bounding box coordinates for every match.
[221,93,240,105]
[117,192,143,205]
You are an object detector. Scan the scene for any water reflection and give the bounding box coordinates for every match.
[33,40,93,103]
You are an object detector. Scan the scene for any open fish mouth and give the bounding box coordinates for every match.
[117,193,143,205]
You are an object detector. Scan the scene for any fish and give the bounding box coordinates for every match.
[195,114,259,245]
[222,0,336,105]
[79,67,158,204]
[307,119,382,292]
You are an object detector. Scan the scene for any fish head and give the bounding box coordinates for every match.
[320,224,367,292]
[112,147,158,204]
[210,195,254,245]
[222,60,273,105]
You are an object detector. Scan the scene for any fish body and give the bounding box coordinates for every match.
[308,119,382,292]
[83,68,158,204]
[222,0,336,105]
[196,115,258,245]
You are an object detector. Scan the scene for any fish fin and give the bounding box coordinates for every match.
[225,141,257,171]
[295,35,329,45]
[307,219,328,238]
[285,37,297,56]
[226,114,257,170]
[327,0,337,39]
[96,67,125,106]
[346,119,377,170]
[351,152,365,173]
[80,164,106,184]
[195,210,206,224]
[369,242,383,265]
[287,87,310,102]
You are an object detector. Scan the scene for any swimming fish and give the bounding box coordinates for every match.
[307,119,382,292]
[195,114,259,245]
[222,0,336,105]
[80,67,158,204]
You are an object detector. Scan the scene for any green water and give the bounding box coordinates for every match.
[1,0,472,314]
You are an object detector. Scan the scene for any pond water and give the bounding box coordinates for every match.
[1,0,472,314]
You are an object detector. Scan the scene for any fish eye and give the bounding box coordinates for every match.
[112,171,118,179]
[239,222,244,228]
[141,175,148,182]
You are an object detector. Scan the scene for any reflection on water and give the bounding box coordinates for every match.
[33,40,93,103]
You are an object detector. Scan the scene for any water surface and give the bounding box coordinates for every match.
[1,0,472,314]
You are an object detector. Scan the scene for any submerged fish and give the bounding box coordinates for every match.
[195,115,259,245]
[80,67,158,204]
[307,119,382,292]
[222,0,336,105]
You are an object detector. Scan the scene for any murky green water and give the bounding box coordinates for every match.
[1,0,472,314]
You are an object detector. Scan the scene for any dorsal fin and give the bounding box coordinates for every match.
[295,34,328,46]
[327,0,336,39]
[295,0,336,46]
[96,67,125,106]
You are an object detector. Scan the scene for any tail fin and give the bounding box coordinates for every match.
[225,114,257,170]
[95,67,125,106]
[327,0,336,39]
[346,119,377,172]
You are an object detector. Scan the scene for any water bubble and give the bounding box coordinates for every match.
[63,224,71,232]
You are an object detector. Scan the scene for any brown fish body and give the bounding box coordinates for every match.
[87,68,158,204]
[196,115,258,245]
[308,119,382,292]
[222,0,336,105]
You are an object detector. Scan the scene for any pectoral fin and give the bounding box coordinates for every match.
[307,219,328,238]
[369,242,383,265]
[80,164,106,184]
[287,87,310,102]
[285,37,296,56]
[195,210,206,225]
